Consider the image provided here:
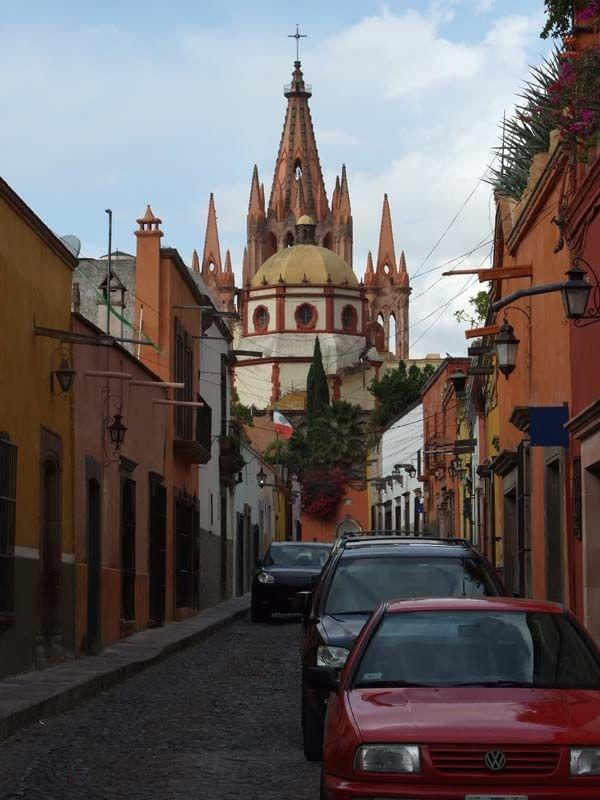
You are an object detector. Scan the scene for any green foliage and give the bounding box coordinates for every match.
[454,291,490,326]
[541,0,574,39]
[486,52,559,201]
[306,337,330,421]
[369,361,436,431]
[263,437,290,466]
[231,388,254,427]
[285,400,367,519]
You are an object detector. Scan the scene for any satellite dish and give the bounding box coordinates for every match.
[60,235,81,258]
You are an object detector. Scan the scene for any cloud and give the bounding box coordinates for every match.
[0,3,546,357]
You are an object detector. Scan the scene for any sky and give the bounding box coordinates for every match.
[0,0,550,357]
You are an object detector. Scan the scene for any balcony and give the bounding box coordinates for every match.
[174,395,212,465]
[219,434,245,486]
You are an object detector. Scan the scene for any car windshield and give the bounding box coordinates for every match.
[354,610,600,689]
[264,544,331,568]
[324,556,498,614]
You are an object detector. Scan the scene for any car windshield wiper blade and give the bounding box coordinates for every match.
[354,680,433,688]
[330,610,373,616]
[450,680,534,687]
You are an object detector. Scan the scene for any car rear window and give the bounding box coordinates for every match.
[354,610,600,689]
[324,556,498,614]
[264,544,331,568]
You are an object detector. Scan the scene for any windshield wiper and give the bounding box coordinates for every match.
[330,610,373,616]
[355,680,433,688]
[450,680,533,687]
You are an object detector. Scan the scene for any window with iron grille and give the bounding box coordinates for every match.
[0,435,17,616]
[175,492,200,609]
[120,476,136,622]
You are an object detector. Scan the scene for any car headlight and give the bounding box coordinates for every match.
[257,571,275,584]
[571,748,600,775]
[316,645,350,668]
[354,744,420,773]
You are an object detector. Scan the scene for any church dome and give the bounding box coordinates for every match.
[251,245,358,288]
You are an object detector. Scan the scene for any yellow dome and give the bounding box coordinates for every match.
[297,214,315,225]
[251,245,358,288]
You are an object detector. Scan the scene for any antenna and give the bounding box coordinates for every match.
[60,235,81,258]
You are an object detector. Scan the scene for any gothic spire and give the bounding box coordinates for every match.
[338,164,351,224]
[364,251,375,286]
[267,60,330,223]
[376,194,397,273]
[191,249,200,273]
[202,193,222,273]
[248,165,265,220]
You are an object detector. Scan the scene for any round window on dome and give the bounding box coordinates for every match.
[253,305,270,333]
[295,303,317,330]
[342,305,358,333]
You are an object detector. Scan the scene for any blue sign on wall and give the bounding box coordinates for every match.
[529,406,569,448]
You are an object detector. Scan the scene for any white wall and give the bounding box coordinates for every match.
[378,402,425,533]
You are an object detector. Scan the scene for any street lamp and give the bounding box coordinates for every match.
[495,318,520,378]
[449,370,467,399]
[257,467,267,488]
[52,357,76,395]
[561,263,591,320]
[107,413,127,451]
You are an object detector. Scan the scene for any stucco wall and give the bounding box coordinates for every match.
[0,187,75,676]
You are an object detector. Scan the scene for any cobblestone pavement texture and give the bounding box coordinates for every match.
[0,618,320,800]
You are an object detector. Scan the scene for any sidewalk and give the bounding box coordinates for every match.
[0,594,250,741]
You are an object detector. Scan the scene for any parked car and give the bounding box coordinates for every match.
[250,541,332,622]
[300,536,506,760]
[320,596,600,798]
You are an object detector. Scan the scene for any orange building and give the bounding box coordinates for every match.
[421,358,470,537]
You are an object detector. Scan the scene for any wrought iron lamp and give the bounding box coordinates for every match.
[495,318,520,378]
[449,369,467,399]
[561,262,592,320]
[107,413,127,451]
[52,357,76,395]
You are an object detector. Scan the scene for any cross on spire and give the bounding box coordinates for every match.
[288,24,307,62]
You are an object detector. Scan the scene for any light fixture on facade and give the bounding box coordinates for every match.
[495,318,520,378]
[52,357,76,395]
[257,467,267,488]
[107,413,127,451]
[449,370,467,399]
[561,262,591,320]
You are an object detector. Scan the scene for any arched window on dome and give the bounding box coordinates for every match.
[388,313,397,355]
[295,303,317,330]
[285,231,295,248]
[253,305,270,333]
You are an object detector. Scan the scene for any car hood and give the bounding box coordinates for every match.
[262,566,322,585]
[348,687,600,745]
[320,613,371,650]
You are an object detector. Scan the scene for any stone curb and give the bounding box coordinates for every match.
[0,595,250,742]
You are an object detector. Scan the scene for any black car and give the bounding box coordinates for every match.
[299,535,507,760]
[250,541,332,622]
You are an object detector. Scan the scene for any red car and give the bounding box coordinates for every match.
[320,597,600,799]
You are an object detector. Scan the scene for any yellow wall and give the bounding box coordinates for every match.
[0,191,74,555]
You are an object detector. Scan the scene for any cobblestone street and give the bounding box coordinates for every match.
[0,618,320,800]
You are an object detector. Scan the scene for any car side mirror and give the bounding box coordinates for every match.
[306,666,339,693]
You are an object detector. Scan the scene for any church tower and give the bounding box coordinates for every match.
[364,194,410,359]
[245,59,353,283]
[198,193,235,312]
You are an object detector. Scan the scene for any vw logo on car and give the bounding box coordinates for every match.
[484,749,507,772]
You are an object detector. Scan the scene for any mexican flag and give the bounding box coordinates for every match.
[273,410,293,439]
